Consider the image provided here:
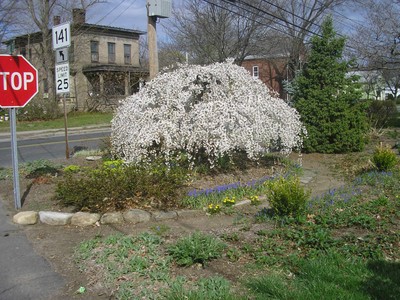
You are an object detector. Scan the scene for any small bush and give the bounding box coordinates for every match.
[17,99,62,121]
[168,232,226,266]
[56,160,187,212]
[372,144,398,171]
[367,100,397,129]
[266,176,310,217]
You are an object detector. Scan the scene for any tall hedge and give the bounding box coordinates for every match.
[293,17,369,153]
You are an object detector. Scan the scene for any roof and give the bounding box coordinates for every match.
[3,22,145,45]
[73,23,145,39]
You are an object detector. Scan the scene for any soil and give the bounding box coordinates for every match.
[0,134,396,299]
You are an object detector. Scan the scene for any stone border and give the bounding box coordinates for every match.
[12,209,203,226]
[12,200,254,226]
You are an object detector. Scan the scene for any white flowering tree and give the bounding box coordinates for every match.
[111,60,304,167]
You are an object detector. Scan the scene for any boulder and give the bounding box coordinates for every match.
[71,212,101,226]
[13,211,38,225]
[39,211,73,225]
[123,209,151,224]
[100,212,124,224]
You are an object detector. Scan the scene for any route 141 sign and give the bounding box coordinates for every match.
[52,22,71,50]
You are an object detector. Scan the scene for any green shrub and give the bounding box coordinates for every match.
[367,100,397,129]
[266,176,310,217]
[168,232,226,266]
[55,160,187,212]
[63,165,81,173]
[372,144,398,171]
[17,99,62,121]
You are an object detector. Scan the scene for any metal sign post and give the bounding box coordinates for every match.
[53,23,71,160]
[10,108,21,209]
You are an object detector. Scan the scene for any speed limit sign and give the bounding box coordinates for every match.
[55,62,70,94]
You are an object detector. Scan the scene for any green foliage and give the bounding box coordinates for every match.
[367,100,398,129]
[17,99,62,121]
[372,144,398,171]
[75,232,170,299]
[56,160,187,212]
[246,251,371,300]
[63,165,81,173]
[165,276,236,300]
[150,224,171,236]
[21,159,62,178]
[168,232,226,266]
[292,17,368,153]
[0,167,11,180]
[266,176,310,217]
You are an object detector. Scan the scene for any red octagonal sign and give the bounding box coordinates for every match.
[0,55,38,108]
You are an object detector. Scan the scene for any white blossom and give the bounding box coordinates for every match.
[111,61,305,166]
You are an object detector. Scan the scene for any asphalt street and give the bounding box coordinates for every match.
[0,199,64,300]
[0,126,111,167]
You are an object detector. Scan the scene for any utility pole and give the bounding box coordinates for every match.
[147,2,159,80]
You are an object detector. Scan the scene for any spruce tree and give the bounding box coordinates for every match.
[293,17,368,153]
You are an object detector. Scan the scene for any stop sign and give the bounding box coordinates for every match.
[0,55,38,108]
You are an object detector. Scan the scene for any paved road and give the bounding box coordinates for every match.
[0,126,111,167]
[0,199,64,299]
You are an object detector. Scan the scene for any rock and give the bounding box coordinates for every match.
[39,211,73,225]
[176,210,202,218]
[13,211,38,225]
[233,200,251,207]
[71,212,101,226]
[100,212,124,224]
[123,209,151,224]
[86,156,102,161]
[152,211,178,221]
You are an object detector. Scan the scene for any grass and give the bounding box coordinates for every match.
[73,166,400,299]
[0,111,112,133]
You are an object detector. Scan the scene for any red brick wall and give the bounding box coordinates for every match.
[241,58,288,99]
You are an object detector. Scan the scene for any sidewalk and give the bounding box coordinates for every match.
[0,199,64,300]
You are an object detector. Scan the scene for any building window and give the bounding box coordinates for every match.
[252,66,259,79]
[108,42,116,63]
[91,41,99,62]
[124,44,131,64]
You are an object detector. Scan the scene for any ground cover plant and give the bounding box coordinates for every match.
[73,155,400,299]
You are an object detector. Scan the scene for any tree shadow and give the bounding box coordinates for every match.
[364,260,400,300]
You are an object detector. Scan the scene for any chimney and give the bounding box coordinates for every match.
[72,8,86,24]
[53,16,61,26]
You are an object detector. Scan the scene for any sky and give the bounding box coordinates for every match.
[87,0,183,40]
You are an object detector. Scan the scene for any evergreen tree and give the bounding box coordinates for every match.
[293,17,368,153]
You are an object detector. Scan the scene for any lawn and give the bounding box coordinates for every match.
[0,111,112,133]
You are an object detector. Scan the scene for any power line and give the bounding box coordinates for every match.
[227,0,323,38]
[202,0,320,40]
